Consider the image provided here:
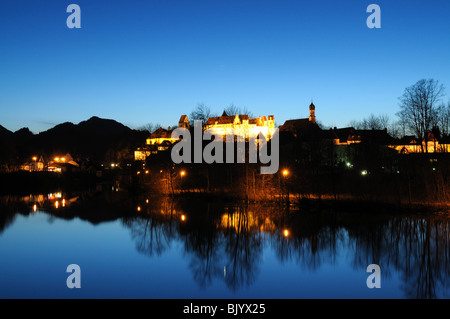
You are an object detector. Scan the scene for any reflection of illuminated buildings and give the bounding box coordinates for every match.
[220,210,276,234]
[25,191,78,212]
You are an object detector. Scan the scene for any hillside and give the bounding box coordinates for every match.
[0,117,148,164]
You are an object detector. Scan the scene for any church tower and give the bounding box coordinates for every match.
[309,102,316,124]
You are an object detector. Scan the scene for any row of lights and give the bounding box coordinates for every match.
[32,156,66,162]
[138,170,187,176]
[32,198,66,212]
[137,169,290,178]
[136,203,187,222]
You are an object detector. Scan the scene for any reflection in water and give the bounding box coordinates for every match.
[0,190,449,298]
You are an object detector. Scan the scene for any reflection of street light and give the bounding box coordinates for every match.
[283,229,289,237]
[181,214,186,222]
[281,170,290,204]
[137,206,141,212]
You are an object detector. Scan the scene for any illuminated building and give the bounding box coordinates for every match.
[21,156,44,172]
[135,115,189,161]
[204,111,276,140]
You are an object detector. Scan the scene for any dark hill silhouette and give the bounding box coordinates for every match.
[0,126,15,163]
[0,125,13,138]
[0,117,148,165]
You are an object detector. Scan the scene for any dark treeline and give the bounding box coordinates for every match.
[134,131,450,208]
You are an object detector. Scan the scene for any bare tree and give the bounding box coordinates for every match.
[139,123,162,134]
[397,79,445,152]
[224,103,253,117]
[436,101,450,137]
[190,103,213,125]
[349,114,390,130]
[364,114,383,130]
[378,114,390,130]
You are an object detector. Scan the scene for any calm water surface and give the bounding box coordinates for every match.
[0,189,449,299]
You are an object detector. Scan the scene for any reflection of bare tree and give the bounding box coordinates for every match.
[271,211,345,272]
[122,198,178,257]
[179,203,264,291]
[186,235,223,289]
[397,218,450,299]
[125,216,175,256]
[349,215,450,299]
[181,202,223,288]
[222,206,263,291]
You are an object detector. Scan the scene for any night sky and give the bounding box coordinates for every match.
[1,0,449,133]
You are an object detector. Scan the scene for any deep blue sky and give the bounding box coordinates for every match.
[1,0,449,133]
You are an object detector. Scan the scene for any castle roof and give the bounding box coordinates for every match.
[279,118,322,140]
[149,127,173,139]
[179,115,189,123]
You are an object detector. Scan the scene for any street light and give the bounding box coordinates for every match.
[282,169,289,177]
[180,170,186,177]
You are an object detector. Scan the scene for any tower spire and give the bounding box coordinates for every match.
[309,101,316,124]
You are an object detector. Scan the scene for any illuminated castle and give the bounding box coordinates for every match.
[204,111,276,140]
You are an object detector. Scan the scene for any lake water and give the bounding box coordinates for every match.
[0,189,449,299]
